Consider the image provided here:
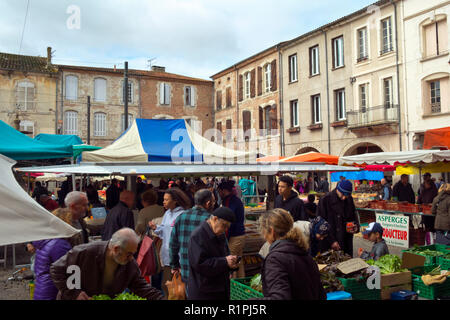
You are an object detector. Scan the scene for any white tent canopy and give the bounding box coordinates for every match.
[0,155,78,246]
[339,150,450,166]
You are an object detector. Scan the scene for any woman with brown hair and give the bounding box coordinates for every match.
[148,187,191,298]
[258,208,326,300]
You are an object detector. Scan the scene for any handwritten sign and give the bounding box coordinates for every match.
[337,258,369,275]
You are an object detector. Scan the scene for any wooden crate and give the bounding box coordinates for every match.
[380,271,412,300]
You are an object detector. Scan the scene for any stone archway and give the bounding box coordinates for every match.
[343,142,384,156]
[295,146,320,155]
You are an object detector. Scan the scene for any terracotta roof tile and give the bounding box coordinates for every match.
[0,52,57,74]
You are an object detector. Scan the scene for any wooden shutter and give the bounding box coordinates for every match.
[216,90,222,109]
[191,86,196,106]
[257,66,262,96]
[217,121,222,132]
[270,104,278,129]
[270,60,277,91]
[243,111,251,138]
[250,69,256,98]
[159,83,165,105]
[437,20,448,55]
[226,87,231,107]
[259,106,264,136]
[239,75,243,102]
[165,83,171,105]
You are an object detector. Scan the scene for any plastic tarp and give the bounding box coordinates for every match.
[0,120,73,160]
[281,152,339,165]
[395,162,450,175]
[338,150,450,166]
[0,155,78,246]
[82,119,256,163]
[331,171,384,182]
[34,133,83,146]
[423,127,450,149]
[257,155,285,162]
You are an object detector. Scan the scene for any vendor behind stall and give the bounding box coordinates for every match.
[392,174,415,204]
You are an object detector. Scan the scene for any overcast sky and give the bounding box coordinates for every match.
[0,0,375,79]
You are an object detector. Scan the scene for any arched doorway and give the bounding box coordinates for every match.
[343,142,383,156]
[296,147,320,155]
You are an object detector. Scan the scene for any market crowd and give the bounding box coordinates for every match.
[25,172,449,300]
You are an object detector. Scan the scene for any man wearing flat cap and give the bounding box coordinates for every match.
[187,207,240,300]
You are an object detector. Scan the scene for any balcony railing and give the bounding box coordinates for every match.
[347,104,399,129]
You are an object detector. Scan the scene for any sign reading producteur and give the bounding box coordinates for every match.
[375,213,409,248]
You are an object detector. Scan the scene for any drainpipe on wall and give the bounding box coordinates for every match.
[278,44,285,157]
[323,30,331,154]
[392,0,402,151]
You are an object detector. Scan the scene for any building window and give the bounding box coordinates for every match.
[335,89,346,121]
[264,64,271,93]
[423,18,448,58]
[264,106,271,132]
[121,113,133,131]
[226,119,232,141]
[357,27,368,62]
[216,90,222,110]
[94,78,107,102]
[64,111,78,135]
[290,100,299,128]
[19,120,34,137]
[311,95,321,124]
[384,77,393,107]
[332,36,344,68]
[16,81,35,111]
[430,80,441,113]
[159,83,171,105]
[309,45,320,76]
[381,17,393,54]
[185,86,196,106]
[289,54,298,82]
[359,84,368,112]
[226,87,232,108]
[242,110,251,138]
[94,112,106,137]
[244,72,251,99]
[122,81,133,104]
[65,75,78,101]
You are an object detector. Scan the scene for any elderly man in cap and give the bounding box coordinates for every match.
[317,180,359,256]
[50,228,163,300]
[187,207,240,300]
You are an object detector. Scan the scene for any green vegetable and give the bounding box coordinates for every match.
[91,293,145,300]
[250,274,262,293]
[425,265,442,276]
[409,246,445,257]
[366,254,408,274]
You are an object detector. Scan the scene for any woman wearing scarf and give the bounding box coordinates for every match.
[309,216,331,257]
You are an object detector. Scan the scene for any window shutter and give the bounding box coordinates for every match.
[27,84,35,109]
[257,67,262,96]
[216,90,222,109]
[239,75,243,102]
[259,107,264,135]
[226,87,231,107]
[250,69,256,98]
[160,83,165,105]
[270,104,278,130]
[164,83,170,105]
[271,60,277,91]
[437,20,447,55]
[243,111,251,138]
[191,86,196,106]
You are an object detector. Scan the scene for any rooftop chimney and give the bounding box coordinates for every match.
[151,65,165,72]
[47,47,52,66]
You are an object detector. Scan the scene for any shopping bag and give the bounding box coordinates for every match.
[136,231,156,277]
[166,272,186,300]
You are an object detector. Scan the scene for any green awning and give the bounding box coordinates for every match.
[73,144,102,159]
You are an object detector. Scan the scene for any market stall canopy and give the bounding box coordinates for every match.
[34,133,101,159]
[256,155,285,162]
[16,162,361,177]
[0,120,73,160]
[0,155,78,246]
[281,152,339,165]
[82,119,255,163]
[35,172,70,182]
[423,126,450,150]
[338,150,450,166]
[395,162,450,175]
[330,171,384,182]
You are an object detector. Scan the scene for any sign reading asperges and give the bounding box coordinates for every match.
[375,213,409,248]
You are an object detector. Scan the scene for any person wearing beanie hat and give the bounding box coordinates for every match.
[187,207,240,300]
[316,180,359,256]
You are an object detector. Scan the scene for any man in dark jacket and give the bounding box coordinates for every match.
[102,190,135,241]
[188,207,239,300]
[65,191,90,244]
[275,175,307,221]
[318,176,329,193]
[418,175,438,233]
[392,174,415,204]
[32,182,48,202]
[50,228,163,300]
[317,180,359,256]
[106,178,121,210]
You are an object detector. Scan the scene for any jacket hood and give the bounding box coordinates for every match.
[32,239,52,250]
[284,190,300,202]
[269,239,307,256]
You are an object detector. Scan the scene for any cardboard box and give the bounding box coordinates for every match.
[380,271,412,300]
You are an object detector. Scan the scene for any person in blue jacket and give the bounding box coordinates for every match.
[217,180,246,278]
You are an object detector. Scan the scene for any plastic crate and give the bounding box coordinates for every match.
[438,257,450,270]
[337,277,381,300]
[409,265,450,300]
[402,244,449,265]
[230,277,263,300]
